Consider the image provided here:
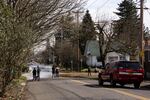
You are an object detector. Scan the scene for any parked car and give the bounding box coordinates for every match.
[98,61,144,88]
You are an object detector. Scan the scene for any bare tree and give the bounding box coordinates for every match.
[96,20,118,67]
[0,0,85,95]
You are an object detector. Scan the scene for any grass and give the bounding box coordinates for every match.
[81,67,101,72]
[0,75,27,99]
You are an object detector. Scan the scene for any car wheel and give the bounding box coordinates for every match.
[110,76,116,87]
[98,74,103,86]
[134,83,140,89]
[120,83,125,87]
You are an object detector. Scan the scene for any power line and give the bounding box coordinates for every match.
[94,0,111,21]
[86,0,98,8]
[145,9,150,19]
[97,0,111,9]
[147,10,150,15]
[86,0,111,10]
[146,0,150,3]
[145,10,150,24]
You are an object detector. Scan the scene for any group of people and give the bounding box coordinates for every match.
[32,66,41,81]
[32,64,60,81]
[52,63,60,79]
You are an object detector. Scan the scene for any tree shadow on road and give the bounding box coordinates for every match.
[139,85,150,91]
[84,84,100,88]
[84,83,150,91]
[27,78,50,82]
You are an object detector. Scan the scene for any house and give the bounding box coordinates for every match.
[84,40,101,67]
[84,40,129,67]
[105,52,130,64]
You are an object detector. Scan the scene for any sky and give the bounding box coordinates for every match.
[34,0,150,53]
[85,0,150,29]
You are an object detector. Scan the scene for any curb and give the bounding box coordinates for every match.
[60,73,98,80]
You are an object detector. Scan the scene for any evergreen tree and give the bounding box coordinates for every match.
[79,10,96,54]
[58,13,75,40]
[113,0,140,60]
[55,13,80,70]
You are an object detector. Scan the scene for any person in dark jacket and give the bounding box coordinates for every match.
[32,68,36,81]
[55,66,59,77]
[37,66,40,81]
[52,64,56,79]
[94,67,98,73]
[88,67,91,76]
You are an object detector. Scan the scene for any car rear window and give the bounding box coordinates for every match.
[117,61,140,69]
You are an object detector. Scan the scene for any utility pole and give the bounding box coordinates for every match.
[58,16,64,66]
[140,0,144,67]
[72,10,83,72]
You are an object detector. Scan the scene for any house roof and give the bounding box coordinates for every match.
[84,40,100,56]
[84,40,129,57]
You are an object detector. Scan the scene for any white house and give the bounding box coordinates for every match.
[84,40,102,67]
[105,52,130,64]
[84,40,130,67]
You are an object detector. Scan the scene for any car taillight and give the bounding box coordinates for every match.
[114,69,119,73]
[139,68,144,73]
[115,68,124,74]
[118,68,126,72]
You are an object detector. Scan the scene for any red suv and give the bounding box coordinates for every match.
[98,61,144,88]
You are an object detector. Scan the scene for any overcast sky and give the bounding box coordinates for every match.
[85,0,150,29]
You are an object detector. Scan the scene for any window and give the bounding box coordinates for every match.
[117,61,140,70]
[120,56,125,60]
[105,63,110,69]
[97,56,101,62]
[108,56,118,62]
[112,62,118,69]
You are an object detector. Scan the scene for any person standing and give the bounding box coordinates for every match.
[55,66,59,77]
[32,68,36,81]
[52,64,56,79]
[94,67,98,73]
[88,67,91,76]
[37,66,41,81]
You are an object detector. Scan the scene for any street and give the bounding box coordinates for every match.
[0,0,150,100]
[25,77,150,100]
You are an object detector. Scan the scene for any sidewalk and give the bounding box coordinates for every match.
[60,72,98,79]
